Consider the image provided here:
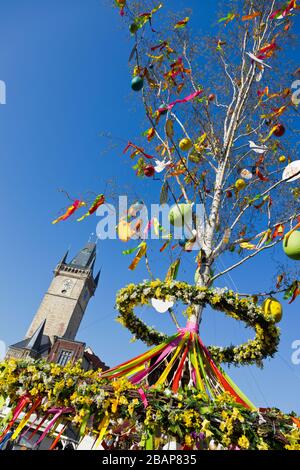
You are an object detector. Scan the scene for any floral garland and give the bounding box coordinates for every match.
[115,280,280,366]
[0,359,300,450]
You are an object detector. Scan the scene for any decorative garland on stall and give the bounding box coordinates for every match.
[115,280,280,366]
[1,359,300,450]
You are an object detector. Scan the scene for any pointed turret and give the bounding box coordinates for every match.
[94,268,101,288]
[26,319,47,352]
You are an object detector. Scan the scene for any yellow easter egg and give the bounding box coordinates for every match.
[235,178,246,191]
[262,297,283,323]
[179,138,193,151]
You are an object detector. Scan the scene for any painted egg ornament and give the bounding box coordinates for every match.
[273,123,285,137]
[240,168,252,180]
[279,155,286,163]
[168,204,193,228]
[179,138,193,152]
[283,231,300,260]
[235,178,246,191]
[179,237,189,247]
[131,76,144,91]
[262,297,283,323]
[151,298,174,313]
[226,190,233,198]
[282,160,300,182]
[129,23,139,34]
[144,165,155,177]
[208,93,215,102]
[158,104,168,115]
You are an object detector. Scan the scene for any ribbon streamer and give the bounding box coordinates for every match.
[157,90,204,114]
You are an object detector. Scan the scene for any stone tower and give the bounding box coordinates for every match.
[25,242,100,342]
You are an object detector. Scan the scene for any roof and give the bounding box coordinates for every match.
[84,350,109,371]
[10,335,51,355]
[10,319,51,355]
[69,243,96,269]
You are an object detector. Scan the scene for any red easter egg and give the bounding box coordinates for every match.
[144,165,155,177]
[274,124,285,137]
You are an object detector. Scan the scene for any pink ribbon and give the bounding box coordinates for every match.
[34,407,73,447]
[158,90,203,113]
[178,321,199,334]
[130,336,181,385]
[138,388,149,408]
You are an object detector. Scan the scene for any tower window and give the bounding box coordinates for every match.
[57,349,73,366]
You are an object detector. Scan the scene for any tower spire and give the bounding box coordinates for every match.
[69,243,96,269]
[94,268,101,287]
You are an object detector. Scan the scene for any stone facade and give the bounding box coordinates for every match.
[26,263,96,342]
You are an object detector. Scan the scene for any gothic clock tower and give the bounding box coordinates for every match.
[6,242,102,366]
[26,242,100,342]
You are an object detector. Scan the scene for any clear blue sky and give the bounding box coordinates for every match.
[0,0,300,414]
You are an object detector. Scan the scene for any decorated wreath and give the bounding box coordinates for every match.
[116,280,280,367]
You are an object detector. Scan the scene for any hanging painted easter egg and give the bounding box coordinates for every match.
[168,204,193,227]
[131,76,144,91]
[235,178,246,191]
[278,155,286,163]
[158,104,168,115]
[179,237,189,247]
[129,23,139,34]
[226,190,233,198]
[179,138,193,151]
[282,160,300,182]
[262,298,283,323]
[117,220,134,242]
[273,123,285,137]
[208,93,215,102]
[240,169,252,180]
[151,298,174,313]
[144,165,155,177]
[283,231,300,260]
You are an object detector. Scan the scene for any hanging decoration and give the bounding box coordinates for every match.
[52,200,86,225]
[77,194,105,222]
[157,90,204,114]
[283,231,300,260]
[174,17,190,29]
[283,160,300,182]
[270,1,297,20]
[168,204,193,227]
[262,298,283,323]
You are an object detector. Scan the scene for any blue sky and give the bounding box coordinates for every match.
[0,0,300,413]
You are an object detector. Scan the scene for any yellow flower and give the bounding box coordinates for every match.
[238,435,250,449]
[185,435,193,447]
[257,439,268,450]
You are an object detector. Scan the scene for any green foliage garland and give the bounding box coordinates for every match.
[116,280,280,366]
